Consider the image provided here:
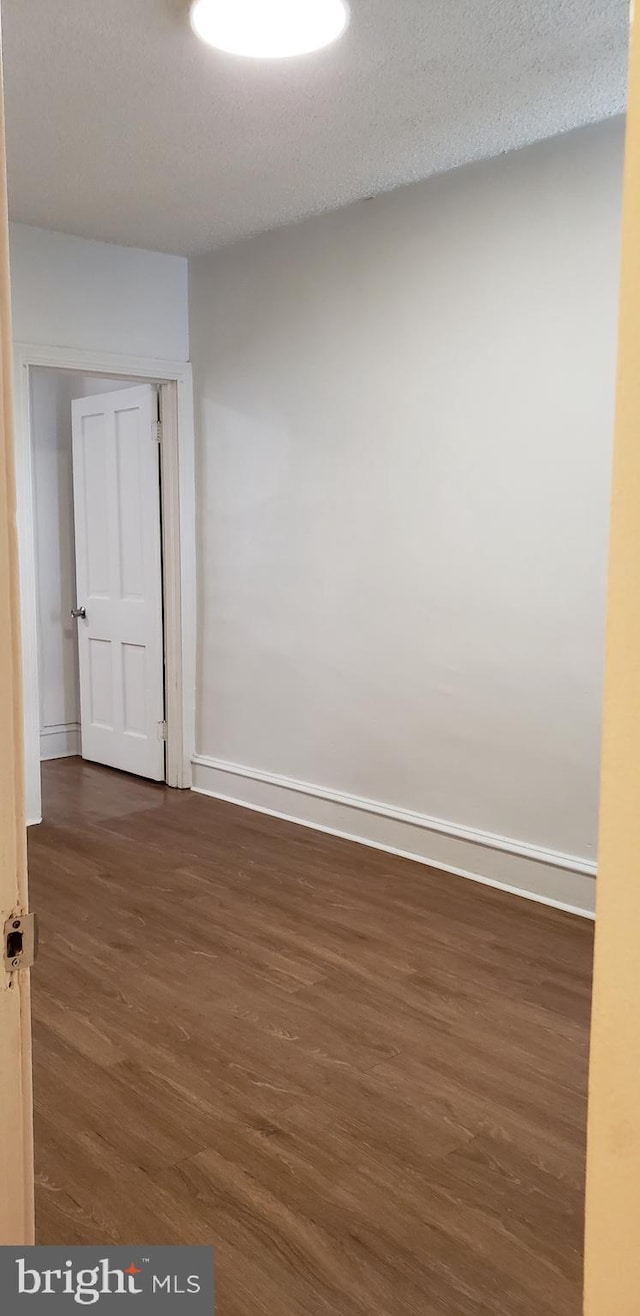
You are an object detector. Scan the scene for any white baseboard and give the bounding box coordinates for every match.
[40,722,81,762]
[191,755,597,919]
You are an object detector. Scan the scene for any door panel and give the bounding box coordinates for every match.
[72,385,165,780]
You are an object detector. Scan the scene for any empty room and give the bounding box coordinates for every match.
[0,0,638,1313]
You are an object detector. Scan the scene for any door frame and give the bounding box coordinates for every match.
[0,50,34,1245]
[13,342,196,824]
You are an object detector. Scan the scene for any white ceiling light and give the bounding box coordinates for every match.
[189,0,350,59]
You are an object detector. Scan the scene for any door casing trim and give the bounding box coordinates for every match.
[13,342,196,823]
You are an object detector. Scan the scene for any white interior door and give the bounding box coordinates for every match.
[71,384,165,781]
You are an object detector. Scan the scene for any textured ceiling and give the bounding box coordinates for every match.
[2,0,629,255]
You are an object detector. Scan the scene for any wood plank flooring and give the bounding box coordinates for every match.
[28,758,594,1315]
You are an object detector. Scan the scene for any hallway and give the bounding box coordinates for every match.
[28,758,593,1316]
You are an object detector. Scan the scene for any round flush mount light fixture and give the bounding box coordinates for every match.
[189,0,350,59]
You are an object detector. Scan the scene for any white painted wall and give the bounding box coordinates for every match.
[9,223,189,360]
[190,119,624,911]
[31,369,143,762]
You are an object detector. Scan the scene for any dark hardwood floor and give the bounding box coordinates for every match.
[28,758,594,1315]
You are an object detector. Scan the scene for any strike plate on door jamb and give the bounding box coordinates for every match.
[3,913,38,972]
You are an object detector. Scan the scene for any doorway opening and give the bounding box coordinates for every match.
[33,370,167,805]
[14,346,196,826]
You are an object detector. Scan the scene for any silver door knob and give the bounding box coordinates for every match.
[70,606,86,620]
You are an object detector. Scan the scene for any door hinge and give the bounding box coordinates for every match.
[4,913,38,973]
[152,420,162,443]
[158,720,167,741]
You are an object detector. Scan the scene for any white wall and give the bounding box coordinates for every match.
[31,370,142,762]
[189,118,625,913]
[9,223,189,360]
